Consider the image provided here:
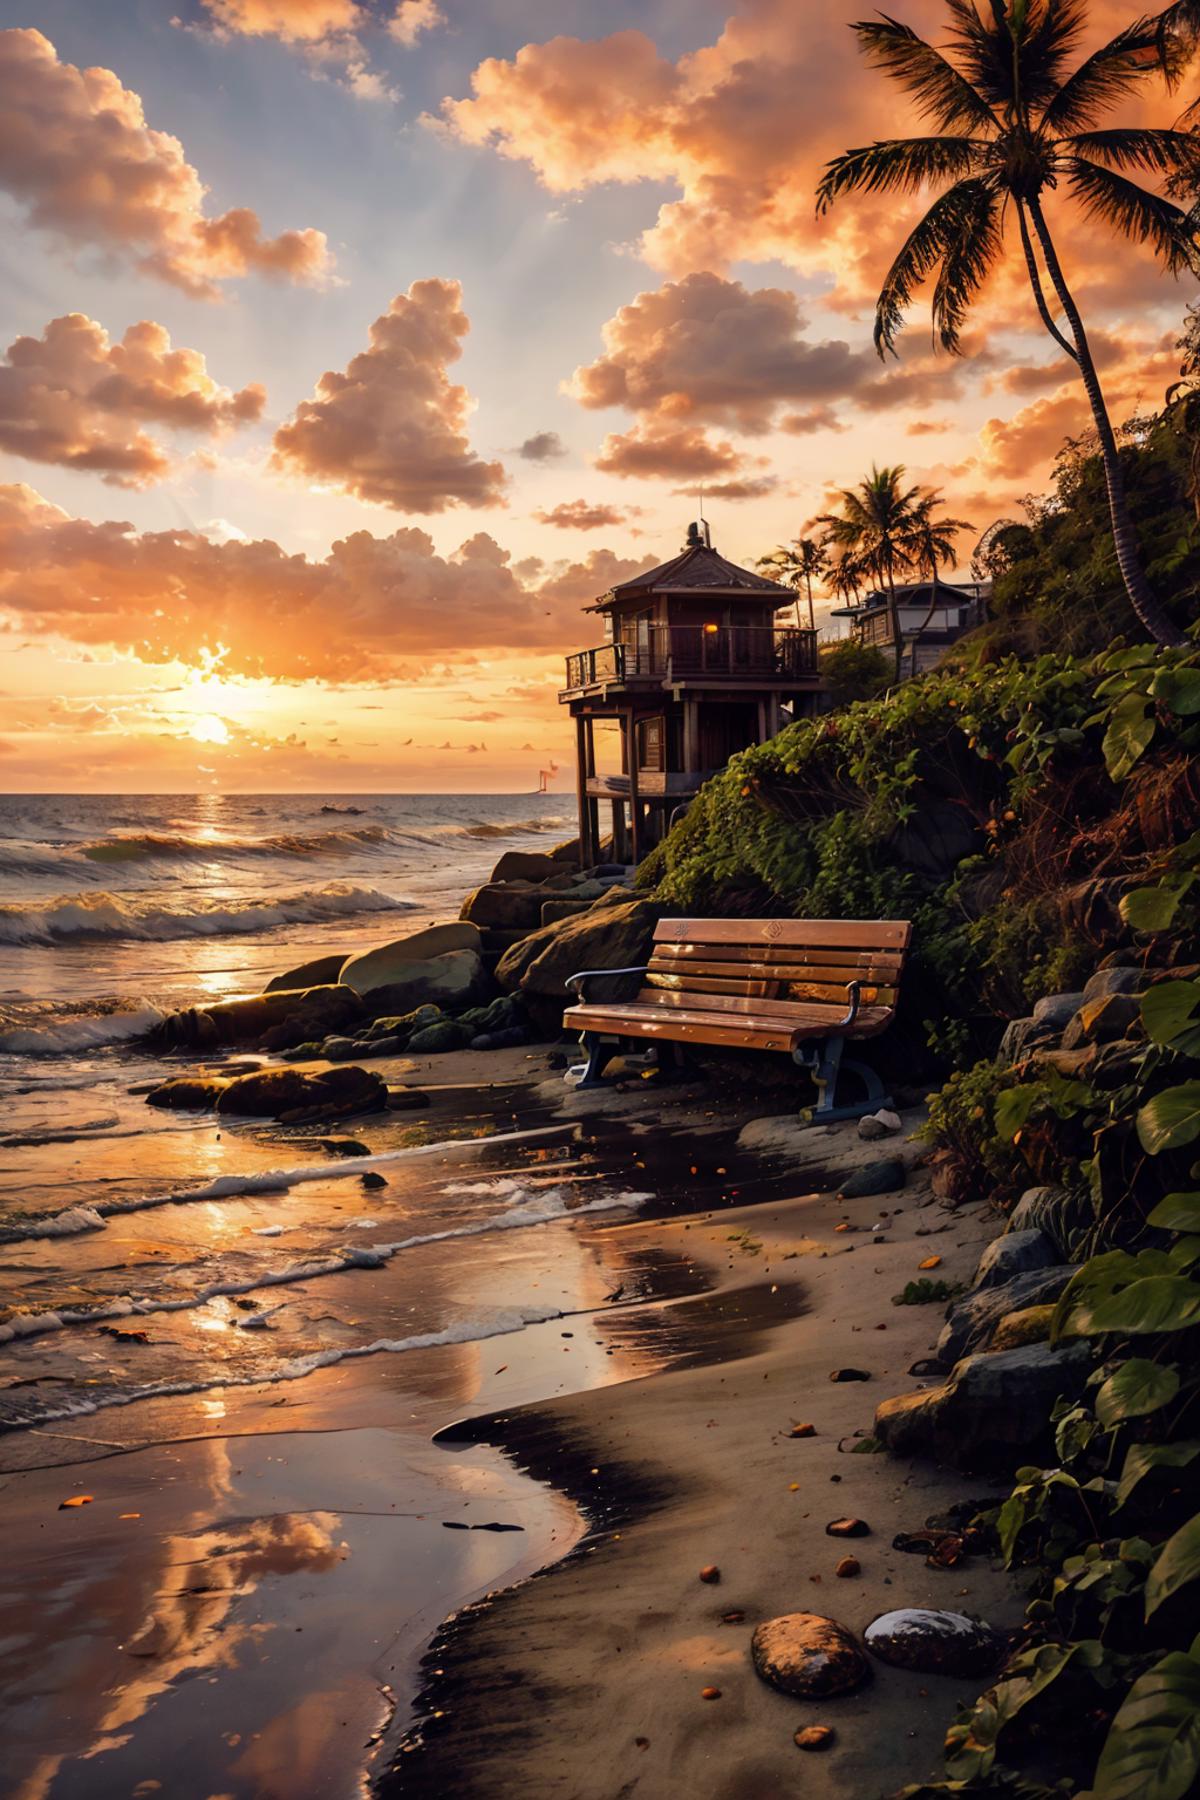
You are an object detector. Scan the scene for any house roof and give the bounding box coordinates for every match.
[587,535,792,611]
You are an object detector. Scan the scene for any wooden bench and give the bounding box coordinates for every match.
[563,917,912,1122]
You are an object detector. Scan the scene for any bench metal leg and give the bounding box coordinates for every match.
[796,1035,892,1125]
[565,1032,614,1088]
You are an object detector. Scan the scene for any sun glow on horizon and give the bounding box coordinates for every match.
[188,714,231,745]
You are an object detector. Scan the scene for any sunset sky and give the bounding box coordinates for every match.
[0,0,1192,792]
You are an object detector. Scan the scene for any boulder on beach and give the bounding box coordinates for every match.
[973,1228,1059,1290]
[495,897,661,1011]
[148,984,363,1053]
[874,1341,1093,1465]
[340,924,482,995]
[864,1609,1000,1677]
[460,883,547,932]
[750,1613,871,1698]
[937,1265,1076,1364]
[407,1019,472,1054]
[355,949,491,1018]
[265,952,348,994]
[488,850,563,884]
[145,1064,388,1121]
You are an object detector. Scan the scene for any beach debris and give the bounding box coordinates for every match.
[834,1556,861,1578]
[788,1422,816,1438]
[794,1726,836,1751]
[441,1520,523,1532]
[721,1610,746,1624]
[316,1137,371,1158]
[751,1613,872,1698]
[829,1368,871,1382]
[864,1609,1001,1676]
[120,1513,141,1520]
[58,1495,94,1509]
[826,1519,870,1538]
[700,1687,722,1701]
[918,1255,943,1270]
[858,1108,902,1141]
[837,1158,906,1199]
[699,1564,721,1584]
[98,1326,151,1344]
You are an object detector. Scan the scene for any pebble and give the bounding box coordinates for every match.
[829,1368,871,1382]
[751,1613,871,1699]
[794,1726,836,1751]
[864,1609,1000,1676]
[700,1687,722,1701]
[834,1557,861,1578]
[788,1423,816,1438]
[826,1518,871,1538]
[699,1565,720,1584]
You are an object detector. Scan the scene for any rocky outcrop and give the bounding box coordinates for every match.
[461,884,548,932]
[973,1228,1059,1290]
[495,897,661,1014]
[265,952,348,993]
[875,1342,1093,1466]
[936,1265,1076,1365]
[750,1613,871,1698]
[1005,1185,1092,1256]
[148,984,363,1053]
[989,1303,1055,1350]
[147,1064,388,1121]
[340,924,482,995]
[356,949,490,1018]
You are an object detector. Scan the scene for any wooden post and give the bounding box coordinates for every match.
[682,700,699,774]
[627,710,643,864]
[574,712,590,870]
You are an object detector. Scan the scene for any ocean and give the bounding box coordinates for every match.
[0,792,796,1799]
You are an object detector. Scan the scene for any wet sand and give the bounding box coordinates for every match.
[385,1112,1023,1800]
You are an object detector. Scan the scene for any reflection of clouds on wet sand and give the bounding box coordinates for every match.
[14,1507,343,1800]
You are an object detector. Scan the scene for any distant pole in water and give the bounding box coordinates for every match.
[538,758,559,794]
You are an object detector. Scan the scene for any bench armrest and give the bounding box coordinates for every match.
[565,966,649,1000]
[838,980,863,1030]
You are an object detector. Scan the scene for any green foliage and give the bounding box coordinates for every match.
[892,1277,962,1304]
[817,637,893,706]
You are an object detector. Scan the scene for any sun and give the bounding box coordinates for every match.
[188,714,231,745]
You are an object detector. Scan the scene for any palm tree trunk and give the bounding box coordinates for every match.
[1026,196,1185,648]
[886,563,903,681]
[804,570,816,632]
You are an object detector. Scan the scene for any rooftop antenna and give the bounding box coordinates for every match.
[696,486,711,548]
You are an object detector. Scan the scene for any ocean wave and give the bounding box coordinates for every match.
[0,882,407,947]
[0,1005,165,1057]
[0,1303,568,1432]
[80,825,396,863]
[0,1122,569,1243]
[0,1183,645,1344]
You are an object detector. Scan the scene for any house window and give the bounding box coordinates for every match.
[638,716,665,772]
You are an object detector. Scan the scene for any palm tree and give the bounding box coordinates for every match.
[756,536,829,628]
[816,0,1200,648]
[899,492,976,675]
[816,464,925,676]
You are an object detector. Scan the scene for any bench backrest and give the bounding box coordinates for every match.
[637,917,912,1023]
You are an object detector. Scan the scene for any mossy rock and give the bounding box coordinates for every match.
[989,1303,1055,1351]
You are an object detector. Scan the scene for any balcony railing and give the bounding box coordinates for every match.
[564,625,818,690]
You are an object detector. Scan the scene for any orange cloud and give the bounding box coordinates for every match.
[201,1,366,41]
[271,278,507,514]
[593,422,748,482]
[0,313,265,486]
[0,483,654,679]
[534,500,634,530]
[0,30,332,297]
[569,272,870,434]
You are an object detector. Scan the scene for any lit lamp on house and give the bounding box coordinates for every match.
[559,519,827,865]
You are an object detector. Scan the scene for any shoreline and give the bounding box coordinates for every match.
[383,1132,1024,1800]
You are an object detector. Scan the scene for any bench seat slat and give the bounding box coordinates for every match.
[566,999,893,1046]
[652,942,905,976]
[653,918,911,951]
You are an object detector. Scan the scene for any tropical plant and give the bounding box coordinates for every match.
[816,0,1200,648]
[815,463,925,675]
[755,536,828,629]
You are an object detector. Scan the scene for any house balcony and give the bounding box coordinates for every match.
[561,625,820,697]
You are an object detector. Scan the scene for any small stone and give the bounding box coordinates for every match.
[700,1686,722,1701]
[826,1518,870,1538]
[794,1725,836,1751]
[361,1171,388,1189]
[829,1368,871,1383]
[751,1613,871,1699]
[699,1564,720,1584]
[721,1610,745,1624]
[788,1423,816,1438]
[864,1609,1000,1677]
[838,1158,906,1199]
[834,1557,860,1578]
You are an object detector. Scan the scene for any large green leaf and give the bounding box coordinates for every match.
[1117,1440,1200,1509]
[1080,1276,1200,1337]
[1149,1192,1200,1232]
[1145,1513,1200,1620]
[1096,1357,1181,1427]
[1090,1649,1200,1799]
[1103,692,1156,780]
[1142,982,1200,1053]
[1138,1084,1200,1155]
[1120,883,1187,932]
[1151,665,1200,716]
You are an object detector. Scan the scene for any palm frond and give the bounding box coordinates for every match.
[931,179,1005,350]
[851,16,999,132]
[1066,125,1200,178]
[1065,155,1200,272]
[1039,15,1162,133]
[817,136,989,212]
[874,177,1000,355]
[940,0,1088,117]
[1153,0,1200,87]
